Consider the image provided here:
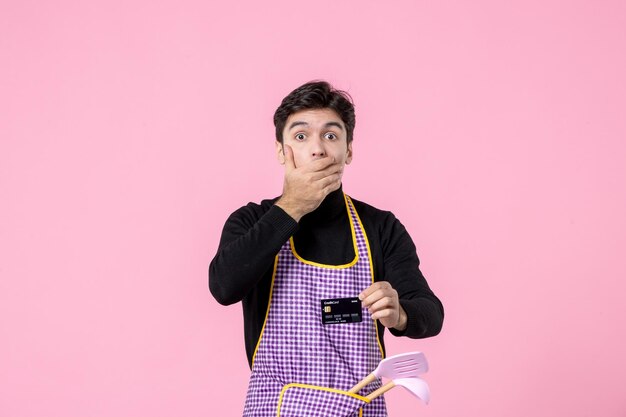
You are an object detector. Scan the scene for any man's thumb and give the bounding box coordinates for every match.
[283,144,296,169]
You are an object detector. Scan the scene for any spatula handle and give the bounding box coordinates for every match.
[348,373,376,394]
[365,381,396,401]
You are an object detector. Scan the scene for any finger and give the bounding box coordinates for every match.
[310,163,344,181]
[304,155,337,172]
[370,308,395,321]
[360,288,387,308]
[368,297,396,314]
[320,173,342,189]
[324,178,342,194]
[283,144,296,170]
[361,286,396,309]
[359,282,391,302]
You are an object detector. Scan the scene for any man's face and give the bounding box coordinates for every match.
[276,108,353,169]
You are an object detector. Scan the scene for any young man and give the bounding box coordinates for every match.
[209,81,443,416]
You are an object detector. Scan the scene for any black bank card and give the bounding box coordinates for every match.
[321,297,362,324]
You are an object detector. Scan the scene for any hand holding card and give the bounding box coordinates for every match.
[359,281,407,331]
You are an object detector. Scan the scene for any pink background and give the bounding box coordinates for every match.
[1,1,625,416]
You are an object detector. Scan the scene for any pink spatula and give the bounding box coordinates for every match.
[365,377,430,404]
[348,351,428,394]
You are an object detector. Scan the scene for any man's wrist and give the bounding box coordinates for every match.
[394,306,408,331]
[275,198,304,222]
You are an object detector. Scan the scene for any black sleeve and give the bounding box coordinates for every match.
[380,213,444,338]
[208,204,298,305]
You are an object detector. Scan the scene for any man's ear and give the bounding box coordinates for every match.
[276,141,285,165]
[345,141,353,165]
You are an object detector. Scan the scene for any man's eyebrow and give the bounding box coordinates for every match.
[324,122,344,130]
[287,121,345,131]
[288,121,308,130]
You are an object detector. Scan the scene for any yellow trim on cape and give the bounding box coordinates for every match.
[346,195,386,361]
[276,383,370,416]
[250,255,279,368]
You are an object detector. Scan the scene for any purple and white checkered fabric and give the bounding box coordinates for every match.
[243,195,387,416]
[277,385,366,417]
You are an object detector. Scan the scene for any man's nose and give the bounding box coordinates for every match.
[310,137,326,158]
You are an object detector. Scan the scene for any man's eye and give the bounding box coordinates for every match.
[325,133,337,140]
[295,133,306,140]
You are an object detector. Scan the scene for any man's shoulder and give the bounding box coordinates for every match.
[347,194,416,252]
[348,194,395,216]
[347,194,398,225]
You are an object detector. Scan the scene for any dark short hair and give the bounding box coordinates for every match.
[273,81,355,144]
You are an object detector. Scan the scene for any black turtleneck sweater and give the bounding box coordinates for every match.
[209,188,444,369]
